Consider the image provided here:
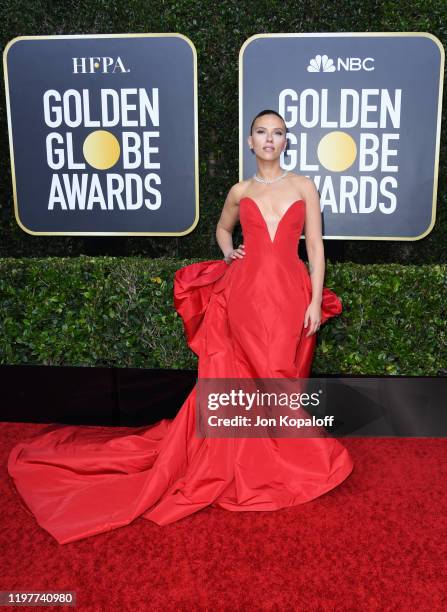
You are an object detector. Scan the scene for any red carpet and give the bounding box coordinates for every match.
[1,421,446,610]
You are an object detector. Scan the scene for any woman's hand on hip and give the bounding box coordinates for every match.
[224,244,245,264]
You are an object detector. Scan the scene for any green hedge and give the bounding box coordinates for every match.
[0,257,445,375]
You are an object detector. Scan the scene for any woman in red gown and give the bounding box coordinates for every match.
[8,110,353,544]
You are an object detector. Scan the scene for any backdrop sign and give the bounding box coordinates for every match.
[3,34,198,236]
[239,33,444,240]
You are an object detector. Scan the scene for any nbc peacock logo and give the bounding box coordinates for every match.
[307,54,375,72]
[307,54,336,72]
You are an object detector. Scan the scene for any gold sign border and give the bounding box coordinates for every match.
[239,32,445,241]
[3,33,199,237]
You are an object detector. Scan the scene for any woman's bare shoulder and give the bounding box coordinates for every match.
[227,179,252,204]
[288,173,317,196]
[288,172,312,186]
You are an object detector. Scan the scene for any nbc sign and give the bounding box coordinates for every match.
[240,33,444,240]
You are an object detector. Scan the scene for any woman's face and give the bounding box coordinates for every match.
[248,114,287,160]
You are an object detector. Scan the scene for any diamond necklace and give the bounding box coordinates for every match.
[253,170,289,184]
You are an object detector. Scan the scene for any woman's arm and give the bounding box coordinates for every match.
[216,185,245,263]
[303,177,324,305]
[302,178,324,335]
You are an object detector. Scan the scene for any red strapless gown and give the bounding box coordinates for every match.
[8,197,354,544]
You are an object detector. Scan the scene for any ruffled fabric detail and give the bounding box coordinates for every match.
[174,259,342,352]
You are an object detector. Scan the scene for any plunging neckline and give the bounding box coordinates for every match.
[240,197,305,244]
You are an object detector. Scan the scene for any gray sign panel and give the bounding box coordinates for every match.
[3,34,198,236]
[240,33,444,240]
